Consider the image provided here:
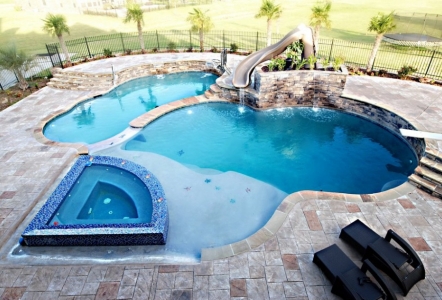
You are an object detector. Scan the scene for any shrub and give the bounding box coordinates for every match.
[103,48,113,57]
[211,46,218,52]
[230,43,238,53]
[29,82,39,90]
[152,47,158,53]
[294,58,307,70]
[125,49,132,55]
[287,41,303,56]
[320,57,330,68]
[398,65,417,79]
[307,55,317,70]
[167,42,177,51]
[268,57,285,71]
[186,47,193,52]
[332,56,345,71]
[378,69,388,77]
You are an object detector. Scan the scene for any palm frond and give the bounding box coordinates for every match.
[368,12,396,34]
[42,13,70,37]
[255,0,282,21]
[124,3,144,25]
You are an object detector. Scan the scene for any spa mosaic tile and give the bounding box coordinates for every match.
[21,155,168,246]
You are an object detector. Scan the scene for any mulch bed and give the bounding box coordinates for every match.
[0,78,50,111]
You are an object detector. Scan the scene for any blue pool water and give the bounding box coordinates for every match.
[125,103,417,194]
[49,165,153,226]
[43,72,218,144]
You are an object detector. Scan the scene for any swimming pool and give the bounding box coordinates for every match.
[88,102,418,259]
[124,103,417,194]
[43,72,218,144]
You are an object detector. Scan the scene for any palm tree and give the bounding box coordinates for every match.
[42,14,71,64]
[255,0,282,46]
[0,45,35,91]
[124,3,145,52]
[309,1,332,45]
[187,8,214,52]
[366,12,395,72]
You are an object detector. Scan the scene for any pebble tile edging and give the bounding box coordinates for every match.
[21,155,169,246]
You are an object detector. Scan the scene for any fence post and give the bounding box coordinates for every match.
[256,32,259,51]
[189,31,192,49]
[84,37,92,58]
[156,30,160,50]
[425,49,436,76]
[120,33,126,52]
[13,71,19,82]
[46,44,56,68]
[55,45,63,69]
[328,39,334,62]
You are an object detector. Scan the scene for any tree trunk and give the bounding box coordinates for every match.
[58,34,71,63]
[266,20,272,46]
[367,34,383,72]
[138,22,145,52]
[199,29,204,52]
[14,68,29,91]
[314,25,320,47]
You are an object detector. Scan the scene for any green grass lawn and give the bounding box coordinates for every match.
[1,0,442,55]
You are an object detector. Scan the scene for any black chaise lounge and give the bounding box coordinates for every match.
[339,219,425,296]
[313,244,397,300]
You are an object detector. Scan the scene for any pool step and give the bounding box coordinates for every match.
[425,148,442,165]
[204,84,223,99]
[408,174,442,198]
[204,90,215,99]
[48,72,113,90]
[410,149,442,199]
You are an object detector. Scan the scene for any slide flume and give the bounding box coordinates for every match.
[232,24,315,88]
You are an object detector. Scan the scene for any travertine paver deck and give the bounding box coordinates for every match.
[0,53,441,299]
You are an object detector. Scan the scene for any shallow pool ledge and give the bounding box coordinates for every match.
[129,96,229,128]
[201,181,417,261]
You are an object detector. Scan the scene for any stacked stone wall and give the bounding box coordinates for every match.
[216,68,424,158]
[116,60,220,86]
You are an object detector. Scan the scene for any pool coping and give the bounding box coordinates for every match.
[31,61,440,261]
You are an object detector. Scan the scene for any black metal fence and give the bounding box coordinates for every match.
[317,39,442,79]
[57,30,271,62]
[0,55,53,91]
[2,29,442,90]
[47,30,442,80]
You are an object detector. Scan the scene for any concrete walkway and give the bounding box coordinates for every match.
[0,54,441,299]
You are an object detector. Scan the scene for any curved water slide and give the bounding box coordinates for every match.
[232,24,315,88]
